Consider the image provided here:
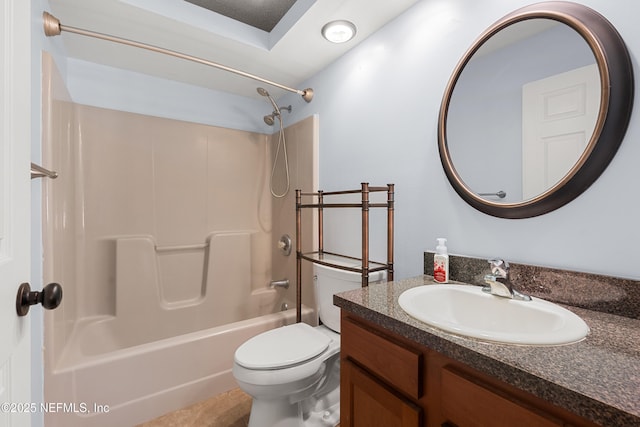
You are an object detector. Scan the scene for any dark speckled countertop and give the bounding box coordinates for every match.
[334,276,640,426]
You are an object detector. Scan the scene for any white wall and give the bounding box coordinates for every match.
[277,0,640,280]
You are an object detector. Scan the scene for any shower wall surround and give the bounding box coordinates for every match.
[45,86,282,354]
[41,53,318,425]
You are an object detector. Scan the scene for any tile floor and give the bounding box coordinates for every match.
[137,388,341,427]
[136,388,251,427]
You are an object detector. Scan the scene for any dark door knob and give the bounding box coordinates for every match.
[16,282,63,316]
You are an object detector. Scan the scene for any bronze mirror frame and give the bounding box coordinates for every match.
[438,1,633,219]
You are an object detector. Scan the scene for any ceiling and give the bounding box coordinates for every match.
[184,0,297,32]
[46,0,421,100]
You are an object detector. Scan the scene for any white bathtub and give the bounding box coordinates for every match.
[45,306,313,427]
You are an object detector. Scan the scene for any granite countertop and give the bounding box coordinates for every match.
[334,276,640,426]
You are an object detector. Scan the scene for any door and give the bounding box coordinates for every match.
[0,1,32,426]
[522,63,600,199]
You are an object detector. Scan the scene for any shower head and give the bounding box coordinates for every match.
[257,87,281,116]
[264,114,276,126]
[263,105,291,126]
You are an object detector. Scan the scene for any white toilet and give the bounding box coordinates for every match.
[233,263,385,427]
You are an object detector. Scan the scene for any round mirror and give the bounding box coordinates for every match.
[438,2,633,218]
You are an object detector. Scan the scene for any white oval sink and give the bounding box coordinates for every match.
[398,285,589,345]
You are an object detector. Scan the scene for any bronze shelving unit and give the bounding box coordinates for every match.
[295,183,394,322]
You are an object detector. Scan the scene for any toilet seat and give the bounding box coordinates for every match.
[235,323,331,370]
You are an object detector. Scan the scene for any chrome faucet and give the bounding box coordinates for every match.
[482,259,531,301]
[269,279,290,289]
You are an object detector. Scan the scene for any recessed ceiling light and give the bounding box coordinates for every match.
[321,20,357,43]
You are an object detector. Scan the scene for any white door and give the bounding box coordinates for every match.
[0,1,32,426]
[522,63,600,199]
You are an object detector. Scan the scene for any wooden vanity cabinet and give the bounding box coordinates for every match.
[340,313,599,427]
[341,312,425,427]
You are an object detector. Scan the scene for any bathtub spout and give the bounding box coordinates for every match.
[269,279,290,290]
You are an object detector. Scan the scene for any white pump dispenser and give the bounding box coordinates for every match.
[434,238,449,283]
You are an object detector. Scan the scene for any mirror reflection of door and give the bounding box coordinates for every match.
[446,20,597,203]
[522,64,600,199]
[439,2,633,218]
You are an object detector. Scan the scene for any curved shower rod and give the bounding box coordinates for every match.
[42,12,314,103]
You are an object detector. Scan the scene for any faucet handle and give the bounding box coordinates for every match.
[488,259,509,278]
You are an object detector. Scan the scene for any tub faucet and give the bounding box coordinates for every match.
[482,259,531,301]
[269,279,290,290]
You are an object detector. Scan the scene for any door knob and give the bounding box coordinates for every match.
[16,282,63,316]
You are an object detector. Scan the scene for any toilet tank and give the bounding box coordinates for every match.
[314,262,386,333]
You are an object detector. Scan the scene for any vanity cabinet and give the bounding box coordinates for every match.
[340,313,599,427]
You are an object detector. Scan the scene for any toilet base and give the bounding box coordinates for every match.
[304,397,340,426]
[247,398,300,427]
[247,398,339,427]
[246,355,341,427]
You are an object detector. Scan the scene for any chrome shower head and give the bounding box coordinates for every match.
[257,87,280,115]
[264,114,276,126]
[263,105,291,126]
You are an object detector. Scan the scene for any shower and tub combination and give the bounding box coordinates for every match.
[41,51,319,426]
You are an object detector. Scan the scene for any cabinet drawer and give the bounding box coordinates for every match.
[440,367,563,427]
[341,317,423,399]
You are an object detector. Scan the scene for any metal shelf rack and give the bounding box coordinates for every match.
[295,183,394,322]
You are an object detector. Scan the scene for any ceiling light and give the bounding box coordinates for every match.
[321,20,357,43]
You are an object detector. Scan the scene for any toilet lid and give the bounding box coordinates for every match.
[234,323,331,370]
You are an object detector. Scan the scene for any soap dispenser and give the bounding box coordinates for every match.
[434,238,449,283]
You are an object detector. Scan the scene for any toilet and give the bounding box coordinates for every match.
[232,263,385,427]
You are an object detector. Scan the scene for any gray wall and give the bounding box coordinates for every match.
[279,0,640,281]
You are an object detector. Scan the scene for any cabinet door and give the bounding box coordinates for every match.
[342,359,422,427]
[440,368,563,427]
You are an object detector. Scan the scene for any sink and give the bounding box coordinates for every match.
[398,284,589,345]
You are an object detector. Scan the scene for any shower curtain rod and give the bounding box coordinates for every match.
[42,12,314,103]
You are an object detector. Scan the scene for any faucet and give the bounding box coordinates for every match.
[482,259,531,301]
[269,279,290,290]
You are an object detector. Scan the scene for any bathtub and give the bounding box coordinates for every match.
[45,306,314,427]
[43,229,315,427]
